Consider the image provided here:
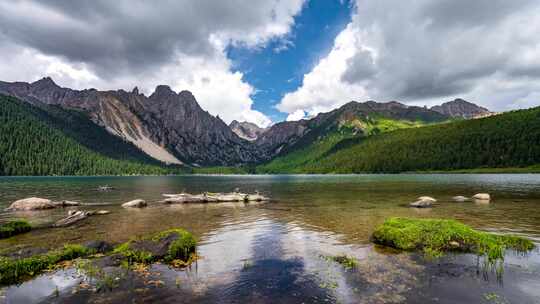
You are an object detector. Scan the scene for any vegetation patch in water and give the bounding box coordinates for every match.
[0,220,31,239]
[0,244,95,285]
[113,228,197,265]
[324,254,358,270]
[372,217,535,266]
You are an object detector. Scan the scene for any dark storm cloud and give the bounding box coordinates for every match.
[0,0,300,78]
[342,0,540,101]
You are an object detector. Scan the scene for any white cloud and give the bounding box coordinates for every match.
[0,0,306,127]
[286,109,307,121]
[278,0,540,117]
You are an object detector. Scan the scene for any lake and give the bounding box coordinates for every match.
[1,174,539,303]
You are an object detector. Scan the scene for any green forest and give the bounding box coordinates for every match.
[258,106,540,173]
[0,95,184,176]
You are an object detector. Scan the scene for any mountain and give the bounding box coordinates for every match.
[0,94,183,176]
[0,78,260,166]
[0,77,499,172]
[431,98,492,119]
[258,106,540,173]
[255,100,449,165]
[229,120,266,141]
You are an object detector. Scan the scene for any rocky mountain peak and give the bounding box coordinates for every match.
[131,86,139,95]
[31,77,59,89]
[151,85,176,98]
[229,120,266,141]
[431,98,491,119]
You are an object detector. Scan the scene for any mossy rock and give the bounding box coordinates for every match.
[372,217,535,266]
[0,244,94,285]
[113,228,196,264]
[0,220,32,239]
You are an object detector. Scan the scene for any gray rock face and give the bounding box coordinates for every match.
[229,120,266,141]
[0,78,261,166]
[431,99,491,119]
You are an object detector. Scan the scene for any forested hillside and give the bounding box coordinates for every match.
[0,95,183,175]
[258,107,540,173]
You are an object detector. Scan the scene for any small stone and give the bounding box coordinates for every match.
[122,199,147,208]
[417,196,437,203]
[452,196,469,202]
[472,193,491,201]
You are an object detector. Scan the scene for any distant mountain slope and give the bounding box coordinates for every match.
[229,120,266,141]
[0,78,260,166]
[258,106,540,173]
[431,98,492,119]
[0,95,182,176]
[256,101,449,170]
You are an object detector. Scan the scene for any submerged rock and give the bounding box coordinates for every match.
[452,196,469,202]
[54,210,111,227]
[114,228,196,264]
[122,199,147,208]
[83,240,113,254]
[6,197,56,211]
[410,199,433,208]
[472,193,491,201]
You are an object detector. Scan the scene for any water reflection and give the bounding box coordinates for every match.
[1,174,540,303]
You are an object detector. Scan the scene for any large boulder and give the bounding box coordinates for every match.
[6,197,56,211]
[122,199,147,208]
[472,193,491,201]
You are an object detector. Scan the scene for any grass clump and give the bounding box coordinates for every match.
[113,228,196,265]
[0,244,94,285]
[0,220,32,239]
[372,217,535,267]
[325,254,358,270]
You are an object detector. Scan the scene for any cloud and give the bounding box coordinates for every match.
[286,109,306,121]
[278,0,540,116]
[0,0,305,126]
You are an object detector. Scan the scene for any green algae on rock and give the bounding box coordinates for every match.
[372,217,535,266]
[0,244,95,285]
[0,220,32,239]
[113,228,197,265]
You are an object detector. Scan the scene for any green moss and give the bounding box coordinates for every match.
[113,228,197,265]
[372,217,535,266]
[0,220,32,239]
[0,244,94,285]
[157,229,197,262]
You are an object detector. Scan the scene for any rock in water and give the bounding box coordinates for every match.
[53,211,88,227]
[122,199,147,208]
[417,196,437,203]
[410,199,433,208]
[6,197,56,211]
[452,196,469,202]
[472,193,491,201]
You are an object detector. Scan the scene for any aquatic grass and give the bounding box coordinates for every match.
[324,254,358,270]
[114,228,196,265]
[372,217,535,267]
[0,220,32,239]
[0,244,94,285]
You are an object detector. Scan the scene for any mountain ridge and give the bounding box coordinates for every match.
[0,77,493,168]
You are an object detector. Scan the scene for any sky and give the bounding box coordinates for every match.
[1,0,540,127]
